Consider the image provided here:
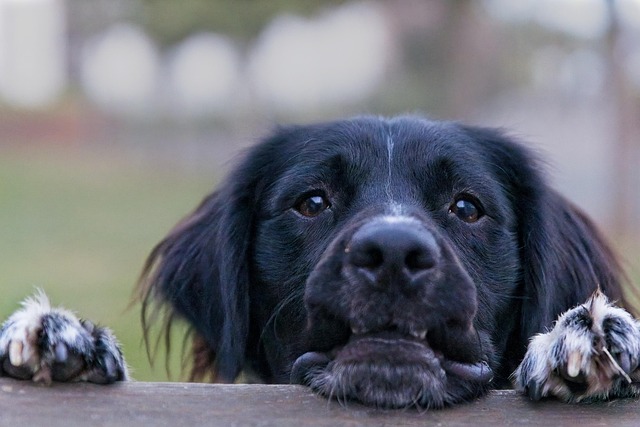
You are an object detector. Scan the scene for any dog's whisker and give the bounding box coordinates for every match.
[258,285,306,348]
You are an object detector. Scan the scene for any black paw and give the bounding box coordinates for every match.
[0,291,128,384]
[513,290,640,401]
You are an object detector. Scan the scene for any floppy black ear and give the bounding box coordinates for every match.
[139,155,263,382]
[464,126,627,369]
[517,191,625,338]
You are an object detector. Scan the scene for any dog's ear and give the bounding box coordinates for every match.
[516,190,625,333]
[138,191,244,381]
[139,183,252,382]
[138,141,276,382]
[464,126,627,367]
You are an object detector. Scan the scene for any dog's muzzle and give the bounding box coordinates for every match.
[291,217,493,408]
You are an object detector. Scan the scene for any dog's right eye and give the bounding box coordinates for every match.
[449,196,483,223]
[295,195,330,218]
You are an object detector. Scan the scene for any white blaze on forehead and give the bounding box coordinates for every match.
[377,214,420,226]
[385,132,395,203]
[389,202,404,217]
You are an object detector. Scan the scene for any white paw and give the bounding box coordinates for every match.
[0,290,128,384]
[513,290,640,401]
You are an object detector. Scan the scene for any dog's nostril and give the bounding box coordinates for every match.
[405,249,436,272]
[350,246,384,269]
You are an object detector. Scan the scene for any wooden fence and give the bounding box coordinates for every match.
[1,378,639,426]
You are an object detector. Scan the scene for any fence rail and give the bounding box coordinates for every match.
[1,378,638,426]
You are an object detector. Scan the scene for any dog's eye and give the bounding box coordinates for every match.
[295,195,330,218]
[449,197,483,223]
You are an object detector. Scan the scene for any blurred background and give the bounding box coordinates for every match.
[1,0,639,381]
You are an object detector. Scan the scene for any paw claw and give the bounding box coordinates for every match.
[103,355,117,379]
[618,352,631,374]
[566,352,582,378]
[54,342,68,363]
[525,381,542,401]
[87,355,120,384]
[9,340,24,366]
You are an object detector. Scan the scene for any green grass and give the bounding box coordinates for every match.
[0,143,219,381]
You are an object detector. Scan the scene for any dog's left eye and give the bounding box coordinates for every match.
[449,197,483,223]
[295,195,330,218]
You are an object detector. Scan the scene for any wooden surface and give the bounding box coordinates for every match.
[1,378,640,426]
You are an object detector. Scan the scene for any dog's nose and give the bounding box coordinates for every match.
[346,221,440,290]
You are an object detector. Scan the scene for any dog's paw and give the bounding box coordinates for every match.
[513,289,640,401]
[0,290,128,384]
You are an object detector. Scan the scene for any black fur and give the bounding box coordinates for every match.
[139,116,627,408]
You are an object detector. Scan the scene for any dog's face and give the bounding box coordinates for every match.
[250,118,519,406]
[140,116,624,408]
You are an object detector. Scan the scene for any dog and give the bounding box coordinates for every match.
[1,116,639,408]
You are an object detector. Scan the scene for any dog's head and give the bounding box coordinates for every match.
[139,116,625,408]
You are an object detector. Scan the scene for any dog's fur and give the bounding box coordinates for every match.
[0,290,127,384]
[1,116,639,408]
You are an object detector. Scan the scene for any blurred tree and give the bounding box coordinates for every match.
[140,0,346,45]
[380,0,503,119]
[605,0,640,238]
[442,0,500,119]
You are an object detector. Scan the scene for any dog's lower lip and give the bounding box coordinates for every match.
[294,330,493,386]
[442,359,493,383]
[349,328,428,343]
[290,351,331,385]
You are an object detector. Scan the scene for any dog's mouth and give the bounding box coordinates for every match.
[290,327,493,408]
[292,219,492,408]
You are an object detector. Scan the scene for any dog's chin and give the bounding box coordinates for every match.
[291,332,493,409]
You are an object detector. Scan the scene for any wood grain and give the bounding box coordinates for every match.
[1,378,639,426]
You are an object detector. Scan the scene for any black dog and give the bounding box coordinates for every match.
[1,116,639,408]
